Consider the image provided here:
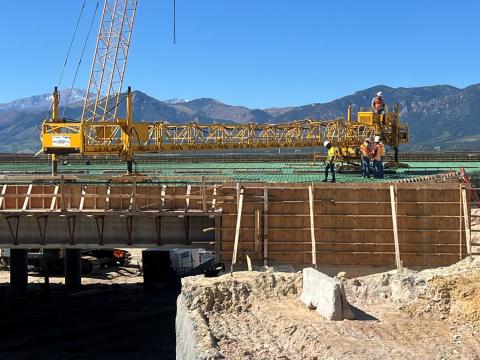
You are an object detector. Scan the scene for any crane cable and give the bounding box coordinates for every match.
[57,0,87,89]
[173,0,176,44]
[38,0,88,130]
[62,0,101,119]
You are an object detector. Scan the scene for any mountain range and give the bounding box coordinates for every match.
[0,84,479,153]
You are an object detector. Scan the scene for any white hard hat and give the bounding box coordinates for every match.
[374,135,381,143]
[376,91,383,97]
[323,140,330,147]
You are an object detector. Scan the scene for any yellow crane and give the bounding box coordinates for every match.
[41,0,408,174]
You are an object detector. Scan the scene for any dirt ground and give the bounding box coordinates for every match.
[0,249,180,360]
[181,258,480,360]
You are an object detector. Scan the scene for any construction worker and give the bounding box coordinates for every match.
[360,138,373,178]
[371,91,386,123]
[372,135,385,178]
[322,140,337,183]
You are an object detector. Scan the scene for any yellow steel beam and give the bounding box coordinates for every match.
[41,115,408,158]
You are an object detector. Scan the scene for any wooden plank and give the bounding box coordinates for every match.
[246,254,252,271]
[263,185,268,266]
[254,209,261,254]
[186,185,191,210]
[129,182,137,211]
[79,185,87,212]
[160,185,166,210]
[201,176,207,212]
[308,185,317,268]
[459,185,463,259]
[105,185,111,210]
[0,185,7,210]
[60,176,66,211]
[22,184,33,211]
[231,187,245,273]
[211,184,217,212]
[390,185,402,272]
[236,182,240,212]
[461,187,472,255]
[220,241,463,254]
[50,185,59,211]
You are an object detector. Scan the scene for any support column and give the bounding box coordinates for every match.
[65,249,82,290]
[10,249,28,298]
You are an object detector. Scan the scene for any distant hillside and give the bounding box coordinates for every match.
[273,84,480,151]
[0,89,87,112]
[1,84,479,152]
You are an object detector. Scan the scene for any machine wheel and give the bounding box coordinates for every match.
[81,256,101,274]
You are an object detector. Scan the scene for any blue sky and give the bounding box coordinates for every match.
[0,0,479,108]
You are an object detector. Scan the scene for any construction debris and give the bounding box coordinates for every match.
[300,267,355,321]
[176,258,480,359]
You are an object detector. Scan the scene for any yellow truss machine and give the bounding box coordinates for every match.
[41,87,408,163]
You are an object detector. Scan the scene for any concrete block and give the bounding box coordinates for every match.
[300,267,355,321]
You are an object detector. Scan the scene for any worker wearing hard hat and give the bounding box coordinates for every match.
[360,138,373,178]
[372,136,385,178]
[322,140,337,183]
[371,91,386,123]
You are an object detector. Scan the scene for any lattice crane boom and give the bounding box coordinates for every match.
[82,0,138,123]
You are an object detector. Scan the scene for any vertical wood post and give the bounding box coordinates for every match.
[185,184,191,211]
[308,185,317,268]
[236,182,240,212]
[0,184,7,209]
[201,176,207,212]
[160,185,166,211]
[60,175,66,211]
[50,185,59,211]
[254,209,261,254]
[389,185,402,272]
[461,186,472,256]
[246,254,252,271]
[459,184,463,259]
[231,187,244,274]
[211,184,217,212]
[263,185,269,267]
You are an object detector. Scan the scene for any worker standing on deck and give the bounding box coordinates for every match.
[371,91,386,123]
[322,140,337,183]
[360,138,373,178]
[372,136,385,178]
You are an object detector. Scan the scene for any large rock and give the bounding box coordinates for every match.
[300,267,355,321]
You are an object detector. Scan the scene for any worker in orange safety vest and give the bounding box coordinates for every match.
[359,138,373,178]
[371,91,386,123]
[372,136,385,178]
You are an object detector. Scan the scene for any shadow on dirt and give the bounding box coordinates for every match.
[0,281,180,360]
[350,304,379,321]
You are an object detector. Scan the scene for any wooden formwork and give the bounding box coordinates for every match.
[0,183,217,213]
[220,182,472,267]
[0,180,475,268]
[0,181,220,247]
